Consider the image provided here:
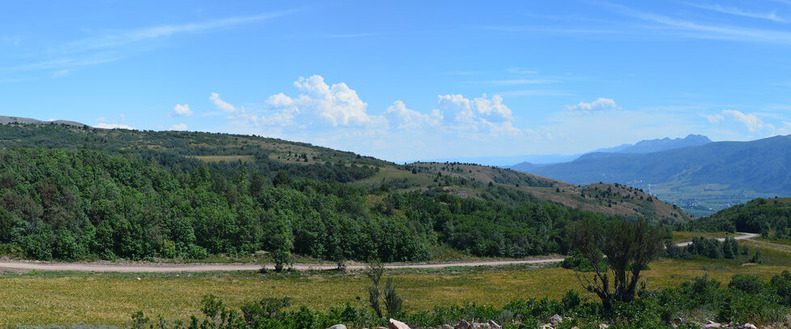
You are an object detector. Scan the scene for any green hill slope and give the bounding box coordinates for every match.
[0,122,687,262]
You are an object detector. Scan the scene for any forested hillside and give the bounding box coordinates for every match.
[0,122,687,261]
[688,197,791,239]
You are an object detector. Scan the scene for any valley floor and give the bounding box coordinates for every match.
[0,235,788,326]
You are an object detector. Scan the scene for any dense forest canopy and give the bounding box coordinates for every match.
[686,197,791,239]
[0,123,677,261]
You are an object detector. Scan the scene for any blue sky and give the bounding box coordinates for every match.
[3,1,791,163]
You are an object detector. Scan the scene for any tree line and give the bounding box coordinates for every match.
[0,147,607,262]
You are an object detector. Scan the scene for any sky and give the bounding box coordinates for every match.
[2,1,791,163]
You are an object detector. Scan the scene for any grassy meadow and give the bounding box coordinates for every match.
[1,235,790,326]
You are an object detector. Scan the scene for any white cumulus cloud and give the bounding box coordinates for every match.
[172,103,193,116]
[214,76,372,128]
[385,100,442,129]
[210,92,277,126]
[95,122,133,130]
[436,94,519,136]
[267,75,371,126]
[207,75,529,160]
[566,97,617,111]
[169,123,188,131]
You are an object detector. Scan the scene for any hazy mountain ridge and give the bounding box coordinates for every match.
[594,134,711,154]
[511,134,711,173]
[518,135,791,216]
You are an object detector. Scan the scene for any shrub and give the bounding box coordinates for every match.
[729,274,765,294]
[384,278,403,317]
[718,290,787,325]
[770,271,791,305]
[562,290,582,311]
[750,250,764,264]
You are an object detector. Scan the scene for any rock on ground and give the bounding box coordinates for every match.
[389,318,411,329]
[703,321,722,328]
[326,325,347,329]
[454,320,470,329]
[550,314,563,326]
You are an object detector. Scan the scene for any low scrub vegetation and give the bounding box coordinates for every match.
[128,272,791,329]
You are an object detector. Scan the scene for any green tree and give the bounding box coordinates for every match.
[272,170,291,187]
[569,218,666,312]
[263,210,294,272]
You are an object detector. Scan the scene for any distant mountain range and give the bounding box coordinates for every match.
[592,134,711,154]
[512,134,712,173]
[431,154,580,167]
[513,134,791,216]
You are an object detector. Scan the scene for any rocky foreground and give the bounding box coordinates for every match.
[324,316,765,329]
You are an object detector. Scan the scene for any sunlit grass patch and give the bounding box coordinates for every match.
[1,238,790,327]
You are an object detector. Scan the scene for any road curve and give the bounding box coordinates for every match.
[0,258,566,273]
[673,232,759,248]
[0,232,759,273]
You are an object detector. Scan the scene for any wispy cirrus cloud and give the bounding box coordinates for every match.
[3,54,121,72]
[62,10,295,54]
[478,78,558,85]
[3,10,295,77]
[602,2,791,44]
[477,25,622,36]
[321,32,378,39]
[684,3,789,23]
[707,109,770,132]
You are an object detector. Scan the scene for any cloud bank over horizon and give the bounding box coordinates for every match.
[144,74,790,163]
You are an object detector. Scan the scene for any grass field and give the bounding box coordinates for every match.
[1,261,789,326]
[671,231,732,242]
[2,238,790,326]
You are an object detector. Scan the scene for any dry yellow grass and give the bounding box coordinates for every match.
[1,235,789,326]
[1,257,790,327]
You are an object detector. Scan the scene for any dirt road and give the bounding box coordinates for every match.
[0,232,759,273]
[0,258,565,273]
[673,232,760,247]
